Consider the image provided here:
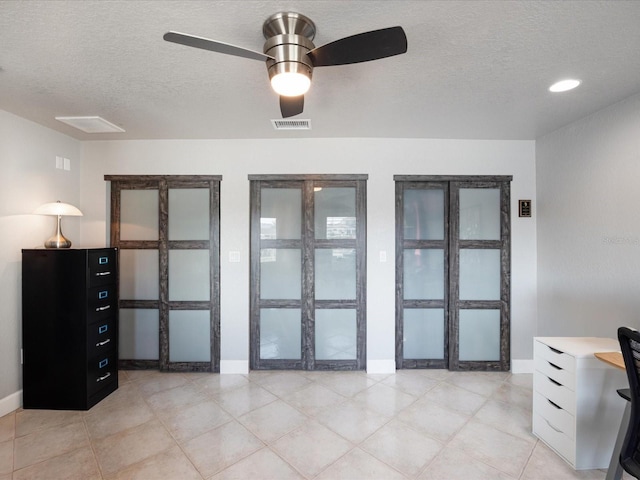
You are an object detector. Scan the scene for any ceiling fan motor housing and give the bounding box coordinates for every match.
[263,13,317,92]
[264,34,315,86]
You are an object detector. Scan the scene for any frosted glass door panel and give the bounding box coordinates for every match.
[459,189,500,240]
[120,190,159,240]
[315,249,356,300]
[120,250,159,300]
[119,309,159,360]
[403,189,444,240]
[315,309,356,360]
[403,249,444,300]
[260,309,301,359]
[169,310,211,362]
[260,249,301,299]
[169,250,210,301]
[459,249,501,300]
[315,188,356,239]
[169,189,210,240]
[403,309,445,359]
[459,309,500,361]
[261,189,301,239]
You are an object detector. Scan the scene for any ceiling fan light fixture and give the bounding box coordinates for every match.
[271,71,311,96]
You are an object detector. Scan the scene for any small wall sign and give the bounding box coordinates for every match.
[519,200,532,217]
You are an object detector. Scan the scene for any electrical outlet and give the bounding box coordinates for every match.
[379,251,387,262]
[228,251,241,263]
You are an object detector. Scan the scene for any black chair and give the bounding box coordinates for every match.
[617,326,640,478]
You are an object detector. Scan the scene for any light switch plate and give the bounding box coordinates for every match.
[228,251,241,263]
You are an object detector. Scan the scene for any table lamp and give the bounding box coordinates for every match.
[33,201,83,248]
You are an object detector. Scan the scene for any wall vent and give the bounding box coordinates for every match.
[271,119,311,130]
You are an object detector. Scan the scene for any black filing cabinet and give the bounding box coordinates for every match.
[22,248,118,410]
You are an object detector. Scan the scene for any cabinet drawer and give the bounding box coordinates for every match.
[534,372,576,415]
[534,340,575,372]
[533,391,575,439]
[533,413,576,466]
[534,354,576,391]
[89,250,117,287]
[88,317,116,357]
[88,353,117,396]
[88,285,117,321]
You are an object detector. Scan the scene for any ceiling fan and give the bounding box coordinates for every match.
[163,12,408,118]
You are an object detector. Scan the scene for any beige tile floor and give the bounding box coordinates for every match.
[0,369,631,479]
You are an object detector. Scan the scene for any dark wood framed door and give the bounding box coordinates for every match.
[249,174,367,370]
[105,175,221,372]
[395,175,511,371]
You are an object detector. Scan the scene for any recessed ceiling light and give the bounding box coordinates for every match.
[55,116,125,133]
[549,79,581,93]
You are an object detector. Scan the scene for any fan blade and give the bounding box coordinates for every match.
[163,31,274,62]
[280,95,304,118]
[307,26,407,67]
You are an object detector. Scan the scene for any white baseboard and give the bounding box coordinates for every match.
[511,359,534,374]
[367,359,396,374]
[220,360,249,375]
[0,390,22,417]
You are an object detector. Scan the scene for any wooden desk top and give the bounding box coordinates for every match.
[595,351,625,370]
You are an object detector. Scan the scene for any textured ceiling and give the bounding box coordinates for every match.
[1,0,640,141]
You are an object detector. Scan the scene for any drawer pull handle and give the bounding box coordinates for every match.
[99,256,109,265]
[96,305,111,312]
[548,361,562,370]
[548,346,562,354]
[96,338,111,347]
[547,399,562,410]
[545,418,563,433]
[99,324,108,334]
[99,358,109,368]
[95,271,111,277]
[97,372,111,382]
[548,377,562,386]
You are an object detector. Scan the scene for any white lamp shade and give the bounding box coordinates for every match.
[33,201,83,217]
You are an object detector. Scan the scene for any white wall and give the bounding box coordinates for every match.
[81,138,537,373]
[536,93,640,336]
[0,110,82,415]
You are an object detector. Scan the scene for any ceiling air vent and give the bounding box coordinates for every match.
[271,119,311,130]
[55,116,125,133]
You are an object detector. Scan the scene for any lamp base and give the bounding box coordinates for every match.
[44,215,72,248]
[44,234,72,249]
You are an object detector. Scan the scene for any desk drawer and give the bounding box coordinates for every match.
[89,250,117,287]
[88,317,116,358]
[534,340,575,373]
[534,371,576,415]
[533,391,575,439]
[87,353,117,397]
[535,355,576,391]
[533,413,576,466]
[88,285,117,321]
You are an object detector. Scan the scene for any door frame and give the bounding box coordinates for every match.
[249,174,367,370]
[394,175,512,371]
[105,175,221,372]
